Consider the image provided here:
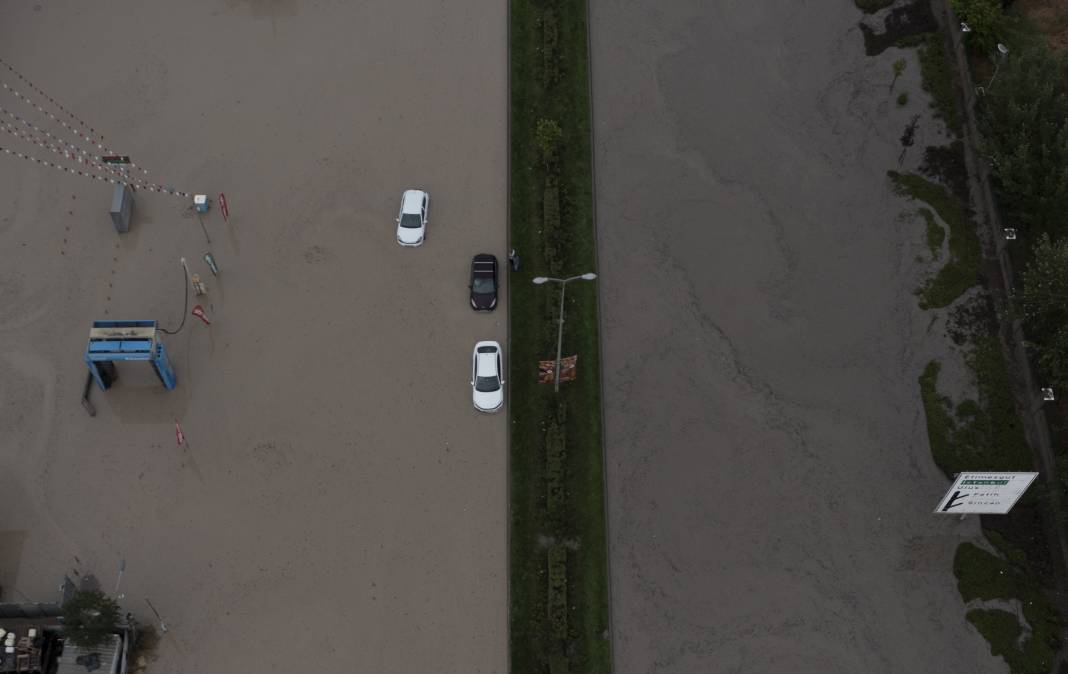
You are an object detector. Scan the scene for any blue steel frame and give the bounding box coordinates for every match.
[84,320,177,391]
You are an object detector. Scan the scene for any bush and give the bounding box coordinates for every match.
[897,91,909,106]
[1021,234,1068,390]
[536,118,563,170]
[543,178,563,274]
[546,416,567,521]
[951,0,1006,55]
[916,32,963,136]
[62,590,120,649]
[978,45,1068,237]
[540,9,561,86]
[548,545,568,640]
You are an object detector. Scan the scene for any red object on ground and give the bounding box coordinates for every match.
[218,192,229,221]
[175,420,185,446]
[192,304,211,325]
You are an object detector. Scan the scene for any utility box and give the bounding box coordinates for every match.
[109,184,134,233]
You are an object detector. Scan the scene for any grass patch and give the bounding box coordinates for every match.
[895,32,963,135]
[510,0,610,673]
[888,171,979,308]
[966,609,1026,663]
[918,339,1032,478]
[920,140,970,204]
[916,32,963,137]
[955,533,1061,674]
[919,208,944,259]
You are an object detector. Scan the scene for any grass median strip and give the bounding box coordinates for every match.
[888,171,979,309]
[509,0,611,672]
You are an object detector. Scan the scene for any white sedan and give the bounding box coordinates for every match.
[395,189,429,247]
[471,341,504,413]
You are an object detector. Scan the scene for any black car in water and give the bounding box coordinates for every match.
[469,254,498,311]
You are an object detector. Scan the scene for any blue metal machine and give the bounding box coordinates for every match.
[84,320,176,391]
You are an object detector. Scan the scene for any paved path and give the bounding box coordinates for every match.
[0,2,507,672]
[590,2,1004,671]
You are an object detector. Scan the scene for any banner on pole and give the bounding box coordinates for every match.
[934,472,1038,514]
[192,304,211,325]
[538,355,577,384]
[218,192,229,221]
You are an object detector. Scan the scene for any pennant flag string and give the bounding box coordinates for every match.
[0,143,192,198]
[0,56,105,143]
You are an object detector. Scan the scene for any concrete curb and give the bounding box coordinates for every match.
[583,0,616,670]
[935,0,1068,648]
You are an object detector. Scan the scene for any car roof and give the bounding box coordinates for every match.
[402,190,425,213]
[476,351,499,375]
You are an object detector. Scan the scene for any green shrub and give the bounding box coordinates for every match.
[916,32,962,136]
[546,417,567,521]
[543,178,563,275]
[888,171,978,307]
[548,545,568,640]
[891,58,907,91]
[540,9,560,86]
[978,45,1068,237]
[951,0,1006,56]
[62,590,121,649]
[897,91,909,106]
[536,118,563,170]
[1021,234,1068,391]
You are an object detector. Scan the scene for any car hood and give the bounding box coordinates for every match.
[397,226,423,244]
[473,388,503,411]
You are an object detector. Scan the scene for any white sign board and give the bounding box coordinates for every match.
[934,472,1038,514]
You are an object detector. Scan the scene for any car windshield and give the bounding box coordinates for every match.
[472,277,496,294]
[400,213,422,228]
[475,375,500,392]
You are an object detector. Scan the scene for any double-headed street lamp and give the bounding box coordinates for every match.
[532,272,597,392]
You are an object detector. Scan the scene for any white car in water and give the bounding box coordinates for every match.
[471,341,504,413]
[395,189,429,247]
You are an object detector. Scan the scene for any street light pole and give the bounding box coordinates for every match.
[987,42,1009,90]
[553,281,568,393]
[533,272,597,392]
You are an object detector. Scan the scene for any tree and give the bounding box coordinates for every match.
[951,0,1005,56]
[890,58,906,92]
[978,45,1068,237]
[62,590,120,649]
[1021,234,1068,390]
